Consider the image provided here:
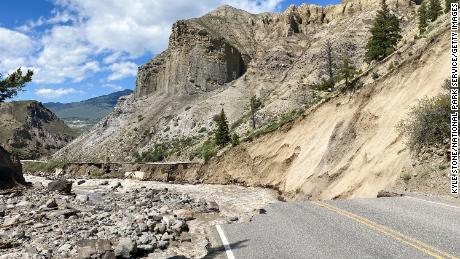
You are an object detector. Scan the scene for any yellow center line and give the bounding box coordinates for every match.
[311,201,459,259]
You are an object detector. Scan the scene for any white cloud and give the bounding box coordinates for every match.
[35,87,81,98]
[107,62,138,81]
[0,28,36,75]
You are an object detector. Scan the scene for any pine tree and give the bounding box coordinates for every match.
[214,109,231,147]
[365,0,402,62]
[418,1,429,34]
[428,0,443,22]
[250,95,262,129]
[0,68,33,103]
[339,58,359,88]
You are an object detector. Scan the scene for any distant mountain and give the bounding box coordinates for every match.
[0,101,77,159]
[44,89,133,131]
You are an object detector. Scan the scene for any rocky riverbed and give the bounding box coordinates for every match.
[0,175,277,258]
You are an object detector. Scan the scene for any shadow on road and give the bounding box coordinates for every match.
[204,239,249,258]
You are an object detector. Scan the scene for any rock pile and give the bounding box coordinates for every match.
[0,180,219,258]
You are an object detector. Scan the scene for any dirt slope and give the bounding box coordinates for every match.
[195,18,450,200]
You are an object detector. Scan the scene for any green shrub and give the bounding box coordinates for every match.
[137,114,144,122]
[388,63,395,71]
[137,144,167,162]
[199,127,207,133]
[398,94,450,154]
[246,110,301,140]
[400,172,412,181]
[202,140,217,163]
[23,161,67,174]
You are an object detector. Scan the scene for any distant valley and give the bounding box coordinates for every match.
[44,89,133,132]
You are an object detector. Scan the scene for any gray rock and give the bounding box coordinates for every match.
[76,194,88,203]
[137,244,154,252]
[207,201,220,212]
[45,198,58,208]
[157,240,169,250]
[11,228,25,239]
[114,238,137,258]
[48,180,72,194]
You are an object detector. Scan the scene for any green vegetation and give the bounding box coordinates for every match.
[365,0,402,62]
[136,137,195,162]
[201,140,217,162]
[338,58,359,88]
[199,127,207,133]
[388,62,395,71]
[0,68,33,102]
[400,172,412,181]
[445,0,457,13]
[250,96,263,129]
[418,1,429,34]
[214,109,231,147]
[23,161,67,174]
[398,94,450,155]
[428,0,443,22]
[246,109,302,141]
[231,132,240,146]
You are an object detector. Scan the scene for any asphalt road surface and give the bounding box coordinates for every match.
[212,196,460,259]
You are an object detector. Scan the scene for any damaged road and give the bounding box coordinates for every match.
[0,175,278,258]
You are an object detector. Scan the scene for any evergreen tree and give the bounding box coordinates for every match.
[214,109,231,147]
[231,132,240,147]
[365,0,402,62]
[418,1,429,34]
[250,95,262,129]
[339,58,359,88]
[428,0,443,22]
[0,68,33,103]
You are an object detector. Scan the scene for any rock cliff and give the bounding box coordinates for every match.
[55,0,417,162]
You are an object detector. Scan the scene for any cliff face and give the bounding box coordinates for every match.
[0,101,77,159]
[54,0,417,162]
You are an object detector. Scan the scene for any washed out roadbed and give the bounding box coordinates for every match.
[0,175,278,258]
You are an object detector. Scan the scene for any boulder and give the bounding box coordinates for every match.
[114,238,137,258]
[0,146,26,189]
[48,180,72,194]
[173,209,194,220]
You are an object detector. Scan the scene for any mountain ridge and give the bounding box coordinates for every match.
[44,89,133,131]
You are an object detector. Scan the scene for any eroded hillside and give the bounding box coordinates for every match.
[192,15,451,199]
[54,0,417,162]
[0,101,76,159]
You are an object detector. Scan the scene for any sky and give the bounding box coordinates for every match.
[0,0,340,103]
